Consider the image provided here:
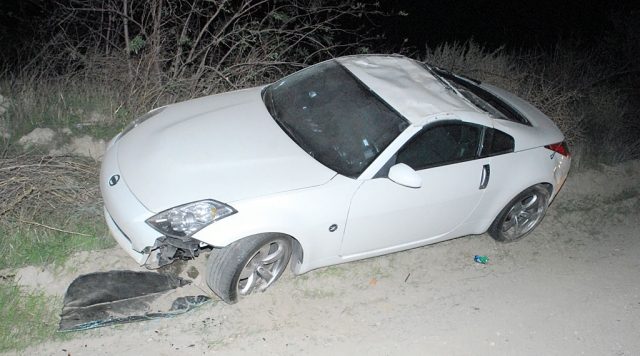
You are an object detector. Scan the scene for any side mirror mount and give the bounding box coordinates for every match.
[388,163,422,188]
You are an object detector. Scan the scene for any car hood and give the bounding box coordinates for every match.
[115,87,336,213]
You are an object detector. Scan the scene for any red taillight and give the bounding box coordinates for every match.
[545,142,570,158]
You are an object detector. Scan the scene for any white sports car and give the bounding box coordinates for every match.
[100,55,571,304]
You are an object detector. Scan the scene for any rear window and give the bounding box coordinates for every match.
[426,66,531,126]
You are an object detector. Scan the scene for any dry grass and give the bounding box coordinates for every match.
[0,154,100,222]
[423,41,516,86]
[0,154,111,269]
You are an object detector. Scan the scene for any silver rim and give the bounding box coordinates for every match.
[237,239,289,296]
[501,192,547,240]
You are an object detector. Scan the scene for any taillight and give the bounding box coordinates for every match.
[545,142,570,158]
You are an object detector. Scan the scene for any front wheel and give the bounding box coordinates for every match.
[488,185,550,243]
[206,233,292,304]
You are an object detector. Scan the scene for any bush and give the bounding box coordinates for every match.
[13,0,386,107]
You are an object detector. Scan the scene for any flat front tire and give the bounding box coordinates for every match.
[206,233,292,304]
[488,185,550,243]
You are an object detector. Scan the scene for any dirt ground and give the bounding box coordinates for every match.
[9,159,640,356]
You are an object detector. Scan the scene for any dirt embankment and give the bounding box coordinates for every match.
[11,160,640,356]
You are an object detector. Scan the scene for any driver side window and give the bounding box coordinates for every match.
[396,122,481,170]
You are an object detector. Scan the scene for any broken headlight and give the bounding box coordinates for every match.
[146,200,236,238]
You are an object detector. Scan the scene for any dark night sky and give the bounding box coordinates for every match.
[0,0,639,55]
[382,0,640,50]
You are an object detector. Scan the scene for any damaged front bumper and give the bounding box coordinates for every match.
[101,140,208,269]
[104,204,208,269]
[143,236,208,268]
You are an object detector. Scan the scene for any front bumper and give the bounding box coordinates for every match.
[100,139,164,264]
[104,205,145,264]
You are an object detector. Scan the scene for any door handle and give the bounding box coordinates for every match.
[479,164,490,189]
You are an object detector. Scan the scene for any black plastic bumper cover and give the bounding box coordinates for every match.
[59,270,210,332]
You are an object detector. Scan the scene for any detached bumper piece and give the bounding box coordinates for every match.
[59,271,211,332]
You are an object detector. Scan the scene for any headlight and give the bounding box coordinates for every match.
[118,106,167,140]
[146,200,237,238]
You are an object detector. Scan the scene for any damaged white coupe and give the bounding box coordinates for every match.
[100,55,571,304]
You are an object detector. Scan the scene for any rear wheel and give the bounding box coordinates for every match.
[206,233,292,304]
[488,185,550,243]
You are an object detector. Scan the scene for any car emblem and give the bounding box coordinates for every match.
[109,174,120,186]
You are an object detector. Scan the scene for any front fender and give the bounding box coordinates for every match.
[193,175,362,270]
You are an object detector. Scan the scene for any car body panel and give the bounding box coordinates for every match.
[341,156,490,256]
[191,174,363,273]
[462,146,569,232]
[116,87,336,213]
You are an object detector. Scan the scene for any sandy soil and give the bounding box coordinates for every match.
[8,160,640,356]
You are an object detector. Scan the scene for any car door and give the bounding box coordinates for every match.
[340,121,491,257]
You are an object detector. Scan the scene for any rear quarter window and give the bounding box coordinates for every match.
[481,129,514,157]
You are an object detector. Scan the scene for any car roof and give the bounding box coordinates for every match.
[336,55,565,150]
[336,55,478,126]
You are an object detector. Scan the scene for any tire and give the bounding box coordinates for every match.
[488,185,550,243]
[206,233,292,304]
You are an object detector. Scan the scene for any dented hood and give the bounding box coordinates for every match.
[116,87,336,213]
